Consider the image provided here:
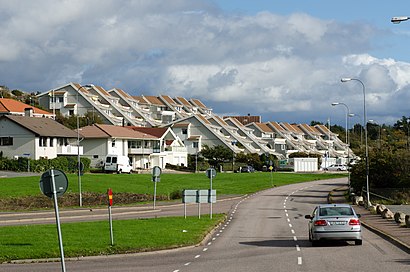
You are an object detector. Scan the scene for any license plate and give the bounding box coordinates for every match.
[329,221,346,225]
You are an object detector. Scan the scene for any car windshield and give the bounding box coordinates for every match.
[319,207,353,216]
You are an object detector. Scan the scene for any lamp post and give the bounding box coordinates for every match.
[76,84,94,207]
[341,78,371,207]
[231,140,237,172]
[331,102,351,185]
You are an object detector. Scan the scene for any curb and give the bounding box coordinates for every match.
[360,221,410,254]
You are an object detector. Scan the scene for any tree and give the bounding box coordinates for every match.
[200,145,233,169]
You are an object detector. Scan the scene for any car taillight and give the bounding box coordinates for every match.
[349,219,360,225]
[314,220,327,226]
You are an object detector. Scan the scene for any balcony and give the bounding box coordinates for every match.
[57,145,83,156]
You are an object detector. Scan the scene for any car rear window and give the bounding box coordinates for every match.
[319,207,353,216]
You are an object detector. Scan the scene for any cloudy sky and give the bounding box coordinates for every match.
[1,0,410,127]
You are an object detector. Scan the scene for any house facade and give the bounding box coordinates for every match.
[78,124,187,169]
[0,115,79,160]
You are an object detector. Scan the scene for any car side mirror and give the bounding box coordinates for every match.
[305,215,313,220]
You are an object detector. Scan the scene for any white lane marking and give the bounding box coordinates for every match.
[291,229,295,234]
[285,213,289,217]
[287,218,290,222]
[203,248,208,252]
[216,233,220,236]
[212,237,216,241]
[293,236,297,241]
[173,270,180,272]
[283,205,286,209]
[195,255,200,259]
[296,245,300,251]
[298,257,302,265]
[284,209,288,213]
[289,224,292,228]
[207,242,212,246]
[184,262,190,266]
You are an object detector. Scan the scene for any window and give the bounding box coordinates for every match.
[182,128,187,135]
[49,137,54,147]
[39,137,47,147]
[193,142,199,148]
[93,155,99,159]
[0,137,13,146]
[69,109,74,116]
[112,139,116,147]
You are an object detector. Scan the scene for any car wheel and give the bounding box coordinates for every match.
[355,239,362,245]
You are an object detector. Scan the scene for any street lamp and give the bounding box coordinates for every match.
[76,84,94,207]
[391,16,410,24]
[331,102,351,185]
[231,140,237,172]
[341,78,371,207]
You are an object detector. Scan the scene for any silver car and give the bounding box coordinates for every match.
[305,204,362,246]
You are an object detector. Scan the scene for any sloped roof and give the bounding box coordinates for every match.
[1,115,77,137]
[79,124,152,139]
[253,122,274,133]
[175,97,192,107]
[213,115,229,126]
[143,96,165,106]
[268,121,286,132]
[160,95,181,106]
[127,126,168,138]
[298,123,322,135]
[0,98,52,116]
[190,98,207,109]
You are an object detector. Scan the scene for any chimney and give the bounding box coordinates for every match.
[24,107,34,117]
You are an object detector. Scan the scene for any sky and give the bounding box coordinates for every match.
[1,0,410,127]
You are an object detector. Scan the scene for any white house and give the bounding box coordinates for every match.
[78,124,187,169]
[0,115,79,160]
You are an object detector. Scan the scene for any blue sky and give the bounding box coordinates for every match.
[1,0,410,127]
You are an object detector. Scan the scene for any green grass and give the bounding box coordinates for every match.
[0,215,225,262]
[0,172,346,198]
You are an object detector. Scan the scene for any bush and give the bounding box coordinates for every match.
[0,156,91,173]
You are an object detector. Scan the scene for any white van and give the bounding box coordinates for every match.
[104,155,133,174]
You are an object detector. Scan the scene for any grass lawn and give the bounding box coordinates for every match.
[0,172,346,198]
[0,215,225,262]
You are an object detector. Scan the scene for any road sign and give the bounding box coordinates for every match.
[152,166,161,177]
[107,188,113,206]
[206,168,216,179]
[39,169,68,198]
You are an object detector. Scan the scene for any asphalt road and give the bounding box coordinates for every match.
[1,178,409,272]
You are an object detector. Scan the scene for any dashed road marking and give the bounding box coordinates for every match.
[298,257,302,265]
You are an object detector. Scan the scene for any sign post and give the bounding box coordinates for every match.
[206,168,216,219]
[39,169,68,272]
[152,166,161,210]
[107,188,114,246]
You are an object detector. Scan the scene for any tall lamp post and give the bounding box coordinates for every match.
[331,102,351,185]
[341,78,371,207]
[231,140,237,172]
[76,84,94,207]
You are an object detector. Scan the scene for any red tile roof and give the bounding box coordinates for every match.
[0,98,52,116]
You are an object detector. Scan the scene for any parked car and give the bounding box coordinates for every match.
[324,164,347,171]
[305,204,362,246]
[240,165,255,173]
[104,155,133,174]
